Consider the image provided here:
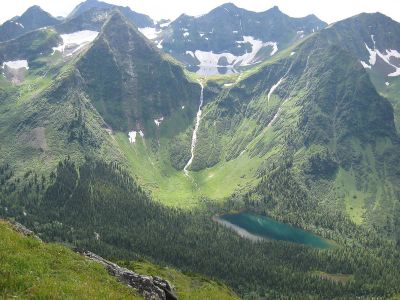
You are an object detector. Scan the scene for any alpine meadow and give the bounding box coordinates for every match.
[1,1,400,299]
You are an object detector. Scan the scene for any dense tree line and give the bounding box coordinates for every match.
[1,158,400,299]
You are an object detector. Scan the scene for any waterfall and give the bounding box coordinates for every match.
[267,77,284,103]
[267,98,288,128]
[266,76,286,127]
[184,82,204,176]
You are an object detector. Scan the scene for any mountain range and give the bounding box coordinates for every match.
[158,3,326,74]
[1,1,400,299]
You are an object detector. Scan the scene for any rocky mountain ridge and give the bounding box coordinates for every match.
[0,5,60,42]
[156,3,326,74]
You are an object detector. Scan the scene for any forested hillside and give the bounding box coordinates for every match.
[1,158,400,298]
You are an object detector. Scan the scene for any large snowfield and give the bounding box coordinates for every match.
[189,36,278,68]
[52,30,99,56]
[2,60,29,70]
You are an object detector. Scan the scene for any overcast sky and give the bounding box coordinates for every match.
[1,0,400,25]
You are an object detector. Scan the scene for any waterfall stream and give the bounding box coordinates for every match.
[184,82,204,176]
[267,77,284,103]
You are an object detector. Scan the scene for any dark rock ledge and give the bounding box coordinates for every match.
[81,251,177,300]
[10,220,42,241]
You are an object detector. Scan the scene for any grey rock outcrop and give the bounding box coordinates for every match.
[10,220,42,242]
[82,251,177,300]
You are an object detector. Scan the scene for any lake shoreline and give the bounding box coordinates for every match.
[213,212,335,249]
[212,215,266,242]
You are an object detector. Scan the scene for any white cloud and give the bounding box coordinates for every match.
[1,0,399,26]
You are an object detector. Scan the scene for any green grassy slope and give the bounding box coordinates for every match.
[103,44,295,207]
[0,27,60,62]
[0,220,140,299]
[0,63,124,178]
[371,73,400,132]
[115,132,262,208]
[0,219,239,300]
[0,25,129,180]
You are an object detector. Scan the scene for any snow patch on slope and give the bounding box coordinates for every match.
[364,35,400,77]
[389,69,400,77]
[138,27,160,40]
[194,51,236,67]
[154,117,164,127]
[360,61,371,69]
[52,30,99,56]
[128,131,137,144]
[237,36,278,62]
[186,51,195,58]
[128,130,145,143]
[139,130,144,138]
[10,21,24,28]
[2,60,29,70]
[192,36,278,68]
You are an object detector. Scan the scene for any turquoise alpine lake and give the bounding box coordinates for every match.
[215,212,334,249]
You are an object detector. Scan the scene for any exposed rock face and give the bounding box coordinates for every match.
[82,251,177,300]
[10,220,42,241]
